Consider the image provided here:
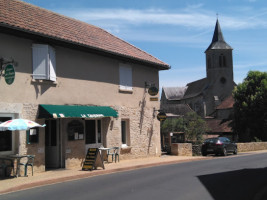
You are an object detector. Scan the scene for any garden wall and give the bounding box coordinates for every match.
[237,142,267,152]
[171,143,192,156]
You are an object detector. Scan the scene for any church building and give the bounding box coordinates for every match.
[161,19,235,138]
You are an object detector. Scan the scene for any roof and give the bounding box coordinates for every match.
[183,78,208,99]
[0,0,169,70]
[161,104,194,116]
[216,95,234,110]
[205,19,232,52]
[205,118,232,133]
[162,87,187,100]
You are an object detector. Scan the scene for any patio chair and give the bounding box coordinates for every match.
[107,147,116,163]
[19,155,35,177]
[114,147,120,163]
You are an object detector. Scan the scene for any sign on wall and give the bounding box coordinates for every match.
[4,64,15,85]
[148,86,158,96]
[157,111,167,122]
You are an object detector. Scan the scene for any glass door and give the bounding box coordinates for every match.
[85,120,102,152]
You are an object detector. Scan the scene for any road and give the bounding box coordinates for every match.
[1,152,267,200]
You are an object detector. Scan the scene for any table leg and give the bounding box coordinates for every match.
[15,158,21,177]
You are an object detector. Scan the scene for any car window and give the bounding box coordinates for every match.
[205,138,218,143]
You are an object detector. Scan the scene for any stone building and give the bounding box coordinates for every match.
[161,19,235,138]
[0,0,169,173]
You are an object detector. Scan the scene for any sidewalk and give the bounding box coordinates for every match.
[0,155,209,194]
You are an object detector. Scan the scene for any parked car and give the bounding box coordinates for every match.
[201,137,237,156]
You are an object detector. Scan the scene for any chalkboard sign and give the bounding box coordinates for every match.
[82,148,105,171]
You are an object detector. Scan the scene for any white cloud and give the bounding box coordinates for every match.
[56,7,267,31]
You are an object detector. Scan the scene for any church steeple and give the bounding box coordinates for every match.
[205,19,232,52]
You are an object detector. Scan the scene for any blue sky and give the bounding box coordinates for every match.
[22,0,267,89]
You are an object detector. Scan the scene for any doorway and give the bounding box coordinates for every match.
[85,120,102,152]
[45,120,61,169]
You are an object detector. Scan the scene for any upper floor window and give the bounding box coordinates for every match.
[119,64,132,91]
[219,54,226,67]
[32,44,56,81]
[207,57,211,69]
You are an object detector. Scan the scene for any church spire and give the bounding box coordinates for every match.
[205,19,232,52]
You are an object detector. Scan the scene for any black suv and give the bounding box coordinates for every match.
[201,137,237,156]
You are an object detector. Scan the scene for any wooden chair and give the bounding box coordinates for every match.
[19,155,35,176]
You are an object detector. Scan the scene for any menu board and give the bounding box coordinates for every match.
[82,148,104,171]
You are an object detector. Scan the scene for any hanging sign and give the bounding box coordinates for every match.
[157,111,167,122]
[148,86,158,96]
[82,148,104,171]
[4,64,15,85]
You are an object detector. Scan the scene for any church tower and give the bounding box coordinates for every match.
[204,19,234,115]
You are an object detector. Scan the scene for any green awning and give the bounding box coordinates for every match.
[38,104,118,119]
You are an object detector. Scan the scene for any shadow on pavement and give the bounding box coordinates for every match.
[198,167,267,200]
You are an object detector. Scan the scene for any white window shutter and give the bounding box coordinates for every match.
[48,46,56,81]
[119,64,132,90]
[32,44,48,80]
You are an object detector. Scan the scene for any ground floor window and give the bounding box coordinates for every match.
[0,115,13,154]
[121,119,130,147]
[85,120,102,144]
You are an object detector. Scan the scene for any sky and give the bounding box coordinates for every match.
[22,0,267,89]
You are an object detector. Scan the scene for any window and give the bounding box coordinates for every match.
[219,54,226,67]
[121,120,130,147]
[32,44,56,81]
[26,128,39,144]
[85,120,102,144]
[207,57,211,69]
[0,115,14,154]
[119,64,132,91]
[67,120,84,141]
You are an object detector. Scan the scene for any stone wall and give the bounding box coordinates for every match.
[237,142,267,152]
[171,143,192,156]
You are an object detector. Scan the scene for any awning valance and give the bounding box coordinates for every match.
[38,104,118,119]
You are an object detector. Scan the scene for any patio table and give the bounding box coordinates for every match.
[7,154,27,177]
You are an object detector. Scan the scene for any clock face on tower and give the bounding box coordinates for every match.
[220,77,226,84]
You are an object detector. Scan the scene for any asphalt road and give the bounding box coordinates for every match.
[2,152,267,200]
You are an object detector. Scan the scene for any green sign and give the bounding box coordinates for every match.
[5,64,15,85]
[148,86,158,96]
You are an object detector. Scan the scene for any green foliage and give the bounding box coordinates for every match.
[183,112,208,144]
[161,112,208,144]
[233,71,267,142]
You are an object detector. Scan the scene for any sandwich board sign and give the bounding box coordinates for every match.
[82,148,105,171]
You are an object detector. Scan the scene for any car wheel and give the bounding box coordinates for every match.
[233,147,238,155]
[222,148,227,156]
[202,151,207,156]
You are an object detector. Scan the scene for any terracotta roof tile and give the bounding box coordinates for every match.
[206,119,232,133]
[0,0,169,69]
[216,95,234,110]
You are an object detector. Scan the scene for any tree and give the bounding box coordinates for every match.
[183,112,208,144]
[161,112,208,144]
[233,71,267,142]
